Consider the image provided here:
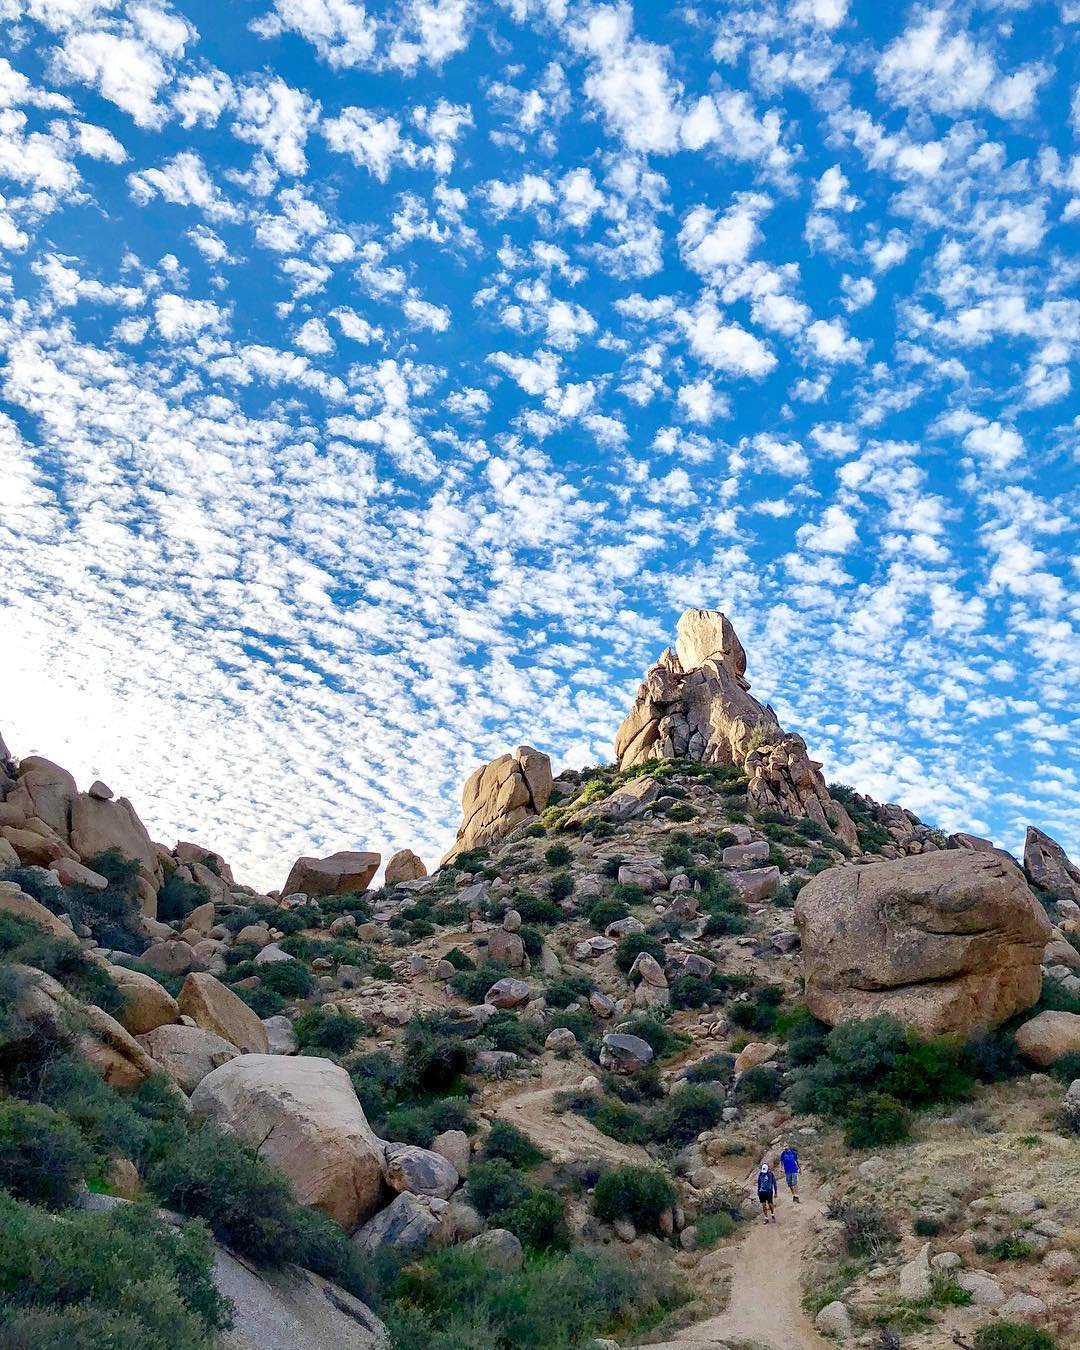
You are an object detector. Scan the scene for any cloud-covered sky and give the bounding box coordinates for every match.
[1,0,1077,891]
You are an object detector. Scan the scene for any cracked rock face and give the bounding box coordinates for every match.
[441,745,552,862]
[614,609,858,848]
[796,850,1051,1035]
[1024,825,1080,902]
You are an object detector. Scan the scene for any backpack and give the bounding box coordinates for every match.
[757,1170,776,1198]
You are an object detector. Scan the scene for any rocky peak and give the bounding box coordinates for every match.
[615,609,859,848]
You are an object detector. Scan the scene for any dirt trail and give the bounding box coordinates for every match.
[641,1170,829,1350]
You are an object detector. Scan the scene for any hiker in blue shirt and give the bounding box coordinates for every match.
[756,1162,778,1223]
[779,1144,800,1204]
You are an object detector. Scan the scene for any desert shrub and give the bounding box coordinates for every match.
[990,1236,1037,1261]
[826,1196,897,1258]
[610,882,646,906]
[547,872,574,901]
[501,1189,570,1251]
[466,1160,529,1217]
[383,1098,474,1148]
[789,1015,971,1144]
[1051,1050,1080,1091]
[666,803,695,822]
[785,1009,830,1066]
[683,1053,735,1084]
[387,1244,682,1350]
[587,897,630,931]
[0,1100,91,1208]
[614,932,666,972]
[350,1050,403,1122]
[517,924,543,958]
[485,1010,542,1056]
[156,873,210,924]
[148,1125,303,1263]
[695,1212,737,1246]
[258,960,315,999]
[728,984,783,1034]
[558,1091,651,1145]
[545,843,573,868]
[844,1093,911,1148]
[293,1006,369,1054]
[449,960,508,1003]
[619,1013,688,1061]
[442,946,475,971]
[545,975,594,1008]
[737,1066,783,1104]
[482,1119,545,1169]
[669,975,717,1009]
[973,1329,1056,1350]
[402,1017,475,1093]
[913,1213,945,1237]
[594,1165,675,1232]
[0,1193,229,1349]
[661,841,693,868]
[1038,975,1080,1016]
[652,1085,726,1143]
[513,894,562,926]
[0,912,123,1015]
[234,983,286,1018]
[600,855,624,879]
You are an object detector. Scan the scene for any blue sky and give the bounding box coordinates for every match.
[1,0,1077,890]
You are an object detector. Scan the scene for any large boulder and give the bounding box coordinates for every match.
[190,1056,386,1229]
[281,851,380,899]
[441,745,552,863]
[384,849,427,885]
[0,882,79,941]
[5,756,76,837]
[383,1143,459,1199]
[178,972,269,1054]
[138,1023,240,1093]
[1024,826,1080,902]
[69,792,162,915]
[1015,1011,1080,1066]
[796,851,1051,1035]
[111,964,180,1035]
[174,840,235,883]
[613,610,859,848]
[351,1191,440,1255]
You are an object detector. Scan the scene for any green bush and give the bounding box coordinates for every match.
[974,1327,1056,1350]
[666,802,695,821]
[614,932,666,972]
[442,946,475,971]
[500,1189,570,1251]
[586,897,630,931]
[466,1160,529,1218]
[383,1098,474,1148]
[485,1010,542,1055]
[513,894,562,926]
[546,872,574,902]
[0,1101,90,1209]
[350,1050,403,1122]
[683,1053,734,1084]
[616,1013,688,1061]
[517,923,543,959]
[156,874,210,924]
[234,984,286,1018]
[593,1165,675,1232]
[695,1211,737,1246]
[844,1093,911,1148]
[402,1018,475,1093]
[0,1192,230,1349]
[0,912,123,1015]
[651,1085,726,1143]
[826,1196,897,1258]
[449,960,508,1004]
[544,975,594,1008]
[293,1006,369,1054]
[483,1120,545,1169]
[258,960,315,999]
[990,1236,1037,1261]
[387,1245,682,1350]
[728,984,783,1033]
[913,1214,944,1237]
[544,843,573,868]
[737,1066,783,1104]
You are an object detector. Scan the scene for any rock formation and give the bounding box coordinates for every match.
[614,610,859,847]
[281,850,381,899]
[796,850,1051,1035]
[441,745,553,863]
[1024,826,1080,902]
[384,848,427,885]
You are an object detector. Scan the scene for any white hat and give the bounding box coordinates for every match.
[760,1163,769,1172]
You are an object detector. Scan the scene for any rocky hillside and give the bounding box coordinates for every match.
[0,610,1078,1350]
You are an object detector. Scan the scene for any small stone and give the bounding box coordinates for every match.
[997,1191,1043,1215]
[383,1143,459,1200]
[814,1301,853,1340]
[957,1271,1005,1307]
[545,1027,577,1053]
[263,1014,299,1055]
[599,1032,654,1073]
[462,1228,523,1272]
[999,1293,1046,1321]
[931,1251,961,1271]
[431,1129,470,1177]
[502,909,522,933]
[612,1218,636,1242]
[898,1243,932,1301]
[485,978,530,1009]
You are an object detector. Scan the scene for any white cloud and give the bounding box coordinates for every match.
[962,419,1025,470]
[233,76,319,175]
[253,0,377,68]
[805,317,865,363]
[129,151,243,222]
[796,503,858,553]
[294,316,334,353]
[154,292,229,339]
[678,194,771,277]
[402,293,451,331]
[677,379,729,424]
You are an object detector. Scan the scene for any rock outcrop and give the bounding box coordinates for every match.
[178,972,269,1054]
[1024,826,1080,902]
[796,851,1051,1034]
[281,851,381,899]
[614,610,858,847]
[441,745,553,863]
[384,848,427,885]
[190,1055,387,1230]
[1015,1011,1080,1066]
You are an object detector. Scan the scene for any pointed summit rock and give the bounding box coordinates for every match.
[615,609,858,847]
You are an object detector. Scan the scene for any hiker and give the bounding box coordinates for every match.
[756,1162,778,1223]
[779,1143,800,1203]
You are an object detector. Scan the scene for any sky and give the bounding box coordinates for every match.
[1,0,1078,892]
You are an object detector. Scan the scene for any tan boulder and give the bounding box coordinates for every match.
[0,883,79,941]
[281,851,380,899]
[384,849,427,885]
[1015,1011,1080,1066]
[1024,826,1080,902]
[111,964,180,1035]
[6,756,77,837]
[734,1041,778,1074]
[138,1023,240,1093]
[50,857,109,890]
[796,851,1051,1035]
[69,792,162,911]
[189,1056,386,1229]
[184,902,217,936]
[141,939,198,976]
[174,841,235,883]
[441,745,553,863]
[1,822,77,866]
[178,972,269,1054]
[0,836,19,869]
